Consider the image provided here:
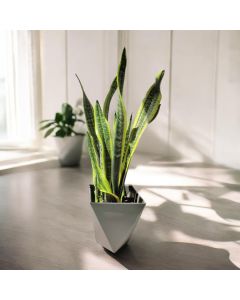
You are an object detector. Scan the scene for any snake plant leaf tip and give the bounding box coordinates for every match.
[76,48,164,203]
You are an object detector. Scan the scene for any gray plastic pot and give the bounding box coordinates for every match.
[90,185,145,253]
[54,135,84,167]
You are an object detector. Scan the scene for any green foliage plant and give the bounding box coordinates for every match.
[76,48,164,203]
[40,103,85,138]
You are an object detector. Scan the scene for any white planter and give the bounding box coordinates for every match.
[90,186,145,253]
[54,135,84,167]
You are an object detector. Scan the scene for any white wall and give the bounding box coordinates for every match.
[40,30,118,151]
[40,30,118,117]
[169,31,218,162]
[40,30,240,169]
[215,31,240,169]
[40,31,66,120]
[67,31,118,107]
[125,31,171,155]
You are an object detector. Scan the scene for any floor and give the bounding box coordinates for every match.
[0,154,240,269]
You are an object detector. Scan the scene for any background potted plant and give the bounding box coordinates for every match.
[76,48,164,253]
[40,102,85,167]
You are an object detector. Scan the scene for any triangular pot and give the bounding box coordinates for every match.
[90,186,145,253]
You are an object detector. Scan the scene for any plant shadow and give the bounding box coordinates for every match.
[106,241,238,270]
[105,171,240,269]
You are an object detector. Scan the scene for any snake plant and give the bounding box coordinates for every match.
[76,48,164,203]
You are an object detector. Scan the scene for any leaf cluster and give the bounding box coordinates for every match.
[39,103,85,138]
[76,48,164,202]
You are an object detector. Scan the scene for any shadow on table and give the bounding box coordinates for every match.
[105,185,240,270]
[106,241,238,270]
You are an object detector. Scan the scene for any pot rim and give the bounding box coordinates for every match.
[90,201,146,205]
[89,184,145,205]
